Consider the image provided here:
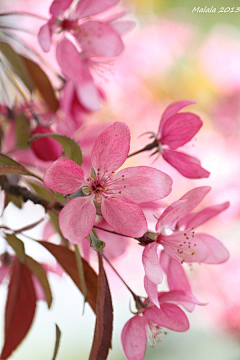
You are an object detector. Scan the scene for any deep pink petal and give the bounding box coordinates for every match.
[144,276,160,308]
[59,196,96,243]
[50,0,73,16]
[91,121,130,175]
[101,198,147,237]
[160,113,202,150]
[179,202,230,229]
[44,158,86,194]
[142,243,163,284]
[121,316,147,360]
[30,126,62,161]
[76,21,124,57]
[38,23,52,52]
[145,303,189,331]
[194,233,230,264]
[158,100,196,136]
[56,38,83,81]
[156,186,211,232]
[162,149,210,179]
[113,166,172,203]
[74,0,120,18]
[158,231,209,263]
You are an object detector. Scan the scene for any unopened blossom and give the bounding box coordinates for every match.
[44,121,172,243]
[121,291,191,360]
[30,125,62,161]
[142,186,229,305]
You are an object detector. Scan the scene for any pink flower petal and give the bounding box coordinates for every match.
[91,121,130,175]
[194,233,230,264]
[121,316,147,360]
[101,198,147,237]
[144,276,160,308]
[76,80,101,112]
[44,158,86,194]
[160,112,202,150]
[59,196,96,243]
[142,243,163,284]
[158,290,205,308]
[179,202,230,230]
[56,38,83,81]
[162,149,210,179]
[30,126,62,161]
[38,23,52,52]
[145,303,189,331]
[156,186,211,231]
[113,166,172,203]
[50,0,73,16]
[110,20,135,35]
[158,100,196,136]
[74,0,120,18]
[158,231,209,263]
[0,265,10,284]
[76,21,124,57]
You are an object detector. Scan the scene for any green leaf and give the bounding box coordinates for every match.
[15,114,31,148]
[26,179,54,202]
[5,234,25,262]
[0,42,34,92]
[0,153,42,181]
[25,255,52,309]
[51,324,61,360]
[89,230,106,251]
[29,134,82,165]
[5,192,23,209]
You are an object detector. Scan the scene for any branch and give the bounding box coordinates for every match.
[0,176,63,214]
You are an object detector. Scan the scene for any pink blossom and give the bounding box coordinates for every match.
[142,187,229,304]
[121,291,190,360]
[44,121,172,243]
[38,0,124,57]
[30,125,62,161]
[157,101,210,178]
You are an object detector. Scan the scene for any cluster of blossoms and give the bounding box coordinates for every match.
[0,0,231,359]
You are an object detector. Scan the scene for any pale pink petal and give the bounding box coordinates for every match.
[44,158,86,194]
[158,100,196,136]
[142,243,163,284]
[110,20,135,35]
[0,265,10,284]
[96,221,130,260]
[145,303,189,331]
[158,231,209,263]
[144,276,160,308]
[32,276,45,301]
[101,198,147,237]
[162,149,210,179]
[38,23,52,52]
[113,166,172,203]
[121,316,147,360]
[56,38,83,81]
[81,237,91,263]
[158,290,205,307]
[76,80,101,112]
[179,202,230,230]
[156,199,186,232]
[74,0,120,18]
[50,0,73,16]
[43,221,56,240]
[160,113,202,150]
[59,196,96,243]
[76,21,124,57]
[194,233,230,264]
[91,122,130,175]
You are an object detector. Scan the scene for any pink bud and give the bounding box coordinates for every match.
[30,126,62,161]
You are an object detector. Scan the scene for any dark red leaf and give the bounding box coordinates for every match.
[38,241,97,313]
[89,253,113,360]
[0,258,37,359]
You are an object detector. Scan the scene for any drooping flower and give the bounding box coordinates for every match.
[44,121,172,243]
[121,291,191,360]
[142,187,229,305]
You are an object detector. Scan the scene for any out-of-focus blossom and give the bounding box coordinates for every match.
[44,122,172,243]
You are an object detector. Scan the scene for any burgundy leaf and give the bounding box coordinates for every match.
[39,241,97,313]
[1,258,37,359]
[89,253,113,360]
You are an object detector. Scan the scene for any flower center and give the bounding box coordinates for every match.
[146,320,167,347]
